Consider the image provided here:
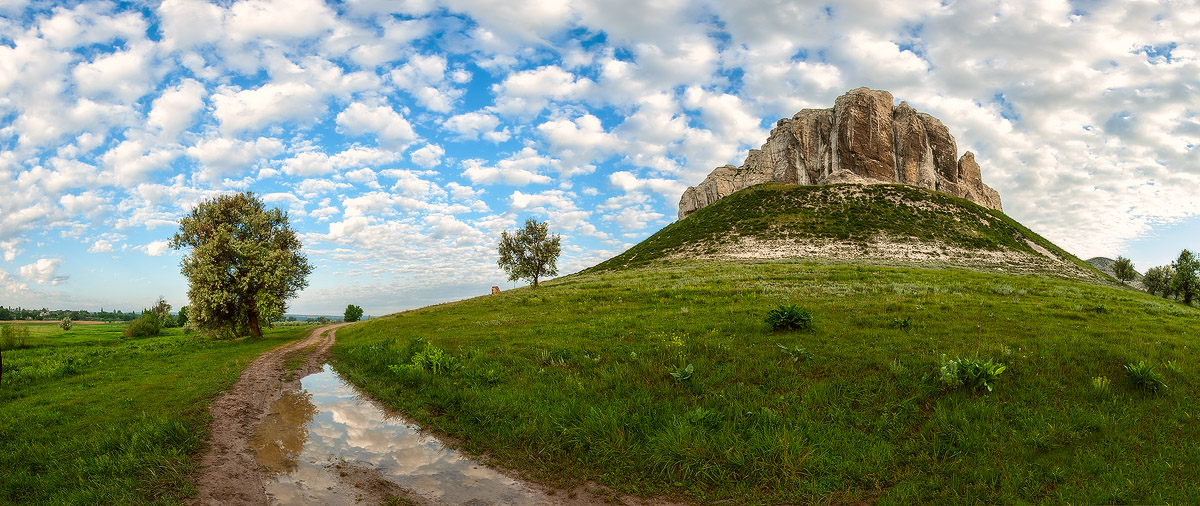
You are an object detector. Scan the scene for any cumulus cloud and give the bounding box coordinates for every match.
[145,240,171,256]
[186,136,285,181]
[19,258,69,286]
[442,111,509,142]
[335,101,418,149]
[461,148,555,186]
[411,143,445,168]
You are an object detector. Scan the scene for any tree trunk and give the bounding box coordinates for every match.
[248,311,263,338]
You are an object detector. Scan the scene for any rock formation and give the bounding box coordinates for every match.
[678,88,1003,219]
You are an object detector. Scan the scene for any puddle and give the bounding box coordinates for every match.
[254,364,555,505]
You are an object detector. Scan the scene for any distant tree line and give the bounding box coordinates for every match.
[0,306,144,322]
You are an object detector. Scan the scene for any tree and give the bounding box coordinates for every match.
[1143,266,1174,298]
[1170,249,1199,306]
[177,306,189,327]
[344,304,364,323]
[170,192,313,339]
[1112,256,1137,283]
[59,317,73,331]
[497,218,561,288]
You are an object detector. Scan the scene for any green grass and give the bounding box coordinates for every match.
[592,183,1099,276]
[0,322,314,505]
[333,259,1200,504]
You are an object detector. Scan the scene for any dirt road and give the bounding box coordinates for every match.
[188,324,680,506]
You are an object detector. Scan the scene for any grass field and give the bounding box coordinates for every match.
[333,259,1200,505]
[0,322,314,505]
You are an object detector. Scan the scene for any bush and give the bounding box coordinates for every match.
[1,325,30,350]
[765,304,813,331]
[1125,361,1166,393]
[59,317,73,331]
[124,311,162,338]
[938,355,1006,392]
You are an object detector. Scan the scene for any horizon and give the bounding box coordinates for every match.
[1,0,1196,316]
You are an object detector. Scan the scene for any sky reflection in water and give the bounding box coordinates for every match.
[258,364,553,505]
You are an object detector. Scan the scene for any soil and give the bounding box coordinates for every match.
[189,324,684,506]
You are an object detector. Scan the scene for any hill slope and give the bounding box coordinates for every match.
[594,182,1103,281]
[333,260,1200,505]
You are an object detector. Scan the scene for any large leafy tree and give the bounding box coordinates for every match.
[1143,265,1174,298]
[170,192,312,338]
[1170,249,1199,306]
[497,218,561,288]
[344,304,364,323]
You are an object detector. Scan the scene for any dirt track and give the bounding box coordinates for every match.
[188,324,681,506]
[188,324,414,505]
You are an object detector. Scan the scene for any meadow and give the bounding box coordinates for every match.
[333,259,1200,505]
[0,322,313,505]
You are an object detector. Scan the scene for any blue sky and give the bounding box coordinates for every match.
[1,0,1197,315]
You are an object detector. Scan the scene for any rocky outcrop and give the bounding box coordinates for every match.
[679,88,1003,219]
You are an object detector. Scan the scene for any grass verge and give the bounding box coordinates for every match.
[333,259,1200,505]
[0,323,314,505]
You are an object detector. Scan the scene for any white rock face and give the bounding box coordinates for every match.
[678,88,1003,219]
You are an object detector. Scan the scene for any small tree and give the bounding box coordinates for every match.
[497,218,561,288]
[59,317,73,331]
[177,306,189,327]
[171,192,312,338]
[344,304,363,322]
[1112,256,1137,283]
[1170,249,1199,305]
[1143,266,1174,298]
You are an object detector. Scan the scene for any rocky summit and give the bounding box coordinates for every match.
[678,87,1003,219]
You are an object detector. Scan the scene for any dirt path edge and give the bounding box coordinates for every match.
[188,323,348,506]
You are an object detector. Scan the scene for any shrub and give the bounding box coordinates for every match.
[391,343,460,376]
[765,304,813,331]
[1125,361,1166,393]
[889,316,914,331]
[938,355,1006,393]
[59,317,73,331]
[124,311,162,338]
[1,325,30,350]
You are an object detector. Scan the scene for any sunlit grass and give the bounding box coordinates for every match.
[0,323,314,504]
[334,259,1200,504]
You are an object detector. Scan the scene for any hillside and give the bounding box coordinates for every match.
[328,184,1200,505]
[333,259,1200,505]
[1087,256,1146,290]
[595,182,1103,281]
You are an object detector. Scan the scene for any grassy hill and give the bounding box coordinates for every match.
[592,183,1103,281]
[331,184,1199,505]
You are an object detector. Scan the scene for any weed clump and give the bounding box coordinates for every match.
[938,355,1006,393]
[766,304,813,331]
[1125,361,1166,393]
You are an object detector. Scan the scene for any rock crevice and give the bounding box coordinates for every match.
[679,88,1002,219]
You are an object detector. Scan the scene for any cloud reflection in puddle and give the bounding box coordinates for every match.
[259,364,554,505]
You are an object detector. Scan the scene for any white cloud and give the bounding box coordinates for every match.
[335,102,417,149]
[411,143,445,168]
[147,79,207,139]
[225,0,337,42]
[212,82,328,135]
[145,240,171,256]
[186,136,285,181]
[101,139,179,187]
[72,42,156,104]
[461,147,554,186]
[19,258,68,286]
[491,65,594,117]
[443,111,509,141]
[537,114,619,176]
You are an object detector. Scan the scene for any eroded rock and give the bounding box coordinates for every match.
[678,87,1003,219]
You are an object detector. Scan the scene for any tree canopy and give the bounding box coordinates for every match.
[1143,265,1173,298]
[170,192,312,338]
[1111,256,1137,283]
[497,218,561,288]
[344,304,364,323]
[1170,249,1198,306]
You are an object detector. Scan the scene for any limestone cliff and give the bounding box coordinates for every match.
[678,88,1003,219]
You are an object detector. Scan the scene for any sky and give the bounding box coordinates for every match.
[0,0,1197,316]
